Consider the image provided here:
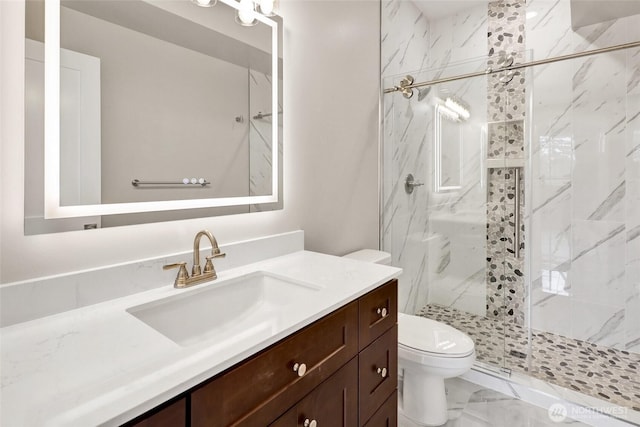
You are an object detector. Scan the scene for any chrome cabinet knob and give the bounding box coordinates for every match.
[376,367,388,378]
[293,362,307,377]
[376,307,388,318]
[303,419,317,427]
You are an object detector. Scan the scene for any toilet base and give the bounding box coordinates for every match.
[401,368,449,426]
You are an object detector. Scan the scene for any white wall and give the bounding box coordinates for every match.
[282,0,380,257]
[0,0,380,282]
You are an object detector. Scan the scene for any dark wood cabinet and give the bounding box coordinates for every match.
[125,398,186,427]
[191,302,359,426]
[359,280,397,351]
[363,391,398,427]
[358,326,398,425]
[270,358,358,427]
[124,279,398,427]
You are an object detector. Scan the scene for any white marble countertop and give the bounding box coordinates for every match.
[0,250,401,427]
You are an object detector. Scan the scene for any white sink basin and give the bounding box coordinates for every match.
[127,272,320,347]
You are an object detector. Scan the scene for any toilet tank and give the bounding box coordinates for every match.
[343,249,392,266]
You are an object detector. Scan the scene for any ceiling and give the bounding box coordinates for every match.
[413,0,640,27]
[570,0,640,29]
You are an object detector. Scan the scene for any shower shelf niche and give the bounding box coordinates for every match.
[485,158,525,169]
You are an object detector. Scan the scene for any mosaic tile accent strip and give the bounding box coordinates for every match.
[486,0,526,326]
[486,168,526,325]
[419,304,640,413]
[487,0,526,122]
[488,120,525,159]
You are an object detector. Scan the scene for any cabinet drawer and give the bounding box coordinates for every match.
[269,358,358,427]
[359,326,398,425]
[359,279,397,350]
[191,301,359,427]
[362,391,397,427]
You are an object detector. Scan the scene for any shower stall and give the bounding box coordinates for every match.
[381,0,640,418]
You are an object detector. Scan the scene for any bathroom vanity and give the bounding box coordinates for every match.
[0,239,401,427]
[127,279,398,427]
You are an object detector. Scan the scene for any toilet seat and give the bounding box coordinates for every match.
[399,342,475,371]
[398,313,474,357]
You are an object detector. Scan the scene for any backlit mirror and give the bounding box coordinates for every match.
[24,0,282,234]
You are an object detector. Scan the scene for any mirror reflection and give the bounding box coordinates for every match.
[24,0,283,234]
[434,99,466,193]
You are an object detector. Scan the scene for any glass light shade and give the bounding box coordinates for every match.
[444,97,470,120]
[257,0,275,16]
[192,0,217,7]
[236,0,258,26]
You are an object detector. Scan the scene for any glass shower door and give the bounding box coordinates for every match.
[381,54,529,373]
[487,58,531,372]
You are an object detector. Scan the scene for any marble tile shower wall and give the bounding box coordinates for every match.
[381,0,488,314]
[421,5,489,319]
[381,0,431,313]
[525,1,640,354]
[424,74,488,318]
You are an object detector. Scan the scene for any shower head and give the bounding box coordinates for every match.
[417,87,431,102]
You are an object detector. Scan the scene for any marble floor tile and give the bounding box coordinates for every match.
[400,377,589,427]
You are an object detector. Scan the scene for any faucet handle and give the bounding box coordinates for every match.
[163,262,189,288]
[163,261,187,270]
[203,255,220,278]
[210,250,226,259]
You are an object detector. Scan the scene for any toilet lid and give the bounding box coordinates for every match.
[398,313,474,356]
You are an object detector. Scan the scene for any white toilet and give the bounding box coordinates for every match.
[343,250,476,427]
[398,312,475,426]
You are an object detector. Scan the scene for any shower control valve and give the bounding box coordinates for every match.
[404,174,424,194]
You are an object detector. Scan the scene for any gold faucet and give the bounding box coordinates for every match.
[163,230,226,288]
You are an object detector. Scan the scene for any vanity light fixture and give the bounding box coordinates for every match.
[444,97,470,121]
[437,104,461,122]
[236,0,258,26]
[191,0,217,7]
[256,0,275,16]
[235,0,277,26]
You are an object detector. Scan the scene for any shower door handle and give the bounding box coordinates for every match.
[514,167,521,258]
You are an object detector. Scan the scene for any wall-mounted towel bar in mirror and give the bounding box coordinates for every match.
[253,110,283,120]
[131,179,211,187]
